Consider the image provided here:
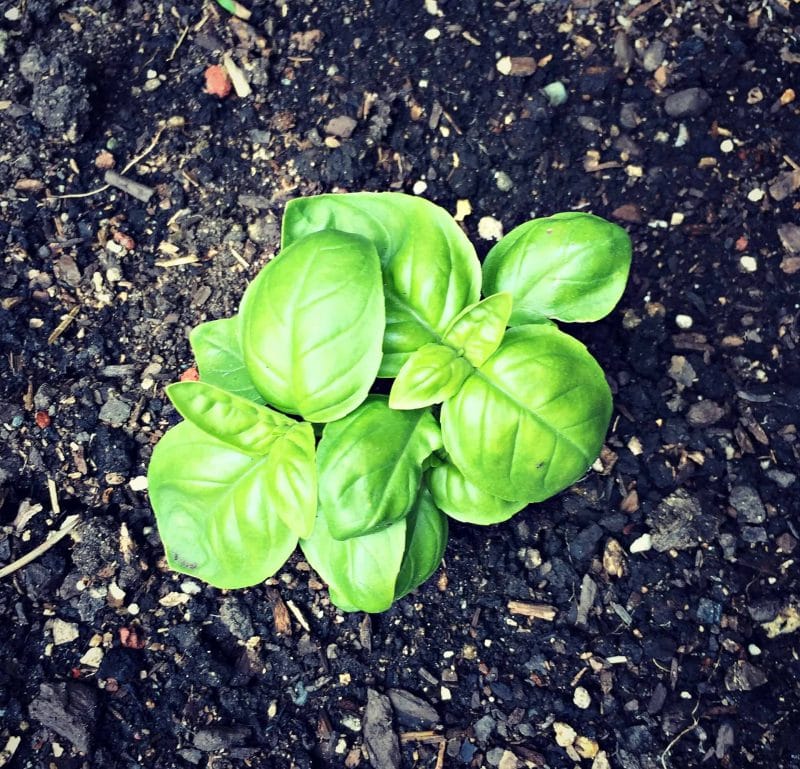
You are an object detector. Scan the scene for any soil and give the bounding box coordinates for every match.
[1,1,799,768]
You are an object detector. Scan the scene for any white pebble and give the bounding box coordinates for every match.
[739,255,757,272]
[747,188,765,202]
[720,139,734,153]
[127,602,140,615]
[412,180,428,195]
[675,314,693,330]
[52,619,80,646]
[573,686,591,709]
[478,216,503,241]
[129,475,148,491]
[180,580,202,595]
[440,686,452,701]
[630,533,652,553]
[424,27,440,41]
[748,644,762,656]
[80,647,104,668]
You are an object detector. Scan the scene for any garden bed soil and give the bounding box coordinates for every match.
[1,1,799,768]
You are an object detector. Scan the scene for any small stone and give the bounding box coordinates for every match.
[52,619,79,646]
[724,660,767,691]
[630,533,652,553]
[720,138,735,153]
[748,644,762,656]
[412,180,428,195]
[98,397,132,425]
[747,187,765,202]
[454,199,472,222]
[129,475,148,491]
[664,88,711,118]
[494,171,513,192]
[696,598,722,626]
[668,355,696,387]
[143,78,161,92]
[542,81,568,106]
[592,752,611,769]
[387,689,440,729]
[496,56,536,76]
[648,489,718,552]
[498,750,519,769]
[79,647,104,668]
[424,28,441,41]
[741,526,767,543]
[553,722,577,748]
[729,486,766,524]
[219,597,255,640]
[573,686,591,709]
[686,400,724,427]
[324,115,357,139]
[602,538,627,577]
[4,7,21,21]
[473,714,495,742]
[340,714,362,732]
[478,216,503,241]
[642,39,666,72]
[675,314,693,329]
[767,469,796,489]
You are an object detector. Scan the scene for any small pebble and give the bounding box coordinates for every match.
[478,216,503,241]
[424,28,441,41]
[740,255,757,272]
[440,686,452,701]
[573,686,591,709]
[720,139,734,153]
[630,533,652,553]
[80,647,104,668]
[412,180,428,195]
[129,475,148,492]
[52,619,80,646]
[494,171,513,192]
[675,314,693,329]
[127,603,140,615]
[748,644,762,656]
[747,188,765,202]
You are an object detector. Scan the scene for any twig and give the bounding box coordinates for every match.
[48,125,166,201]
[0,515,80,579]
[660,700,700,769]
[167,25,189,62]
[104,170,154,202]
[48,305,80,345]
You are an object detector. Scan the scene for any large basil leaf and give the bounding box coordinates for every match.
[394,488,448,600]
[428,461,527,525]
[442,292,512,368]
[189,317,265,403]
[166,381,294,454]
[265,422,317,539]
[282,193,481,376]
[299,513,406,613]
[147,421,298,589]
[389,343,473,410]
[240,229,384,422]
[482,212,632,324]
[317,396,442,540]
[441,324,612,502]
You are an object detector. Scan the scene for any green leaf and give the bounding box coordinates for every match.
[317,396,442,540]
[265,422,317,539]
[441,324,612,502]
[428,461,527,525]
[389,343,473,410]
[482,212,632,324]
[147,421,298,589]
[394,488,448,600]
[442,292,513,367]
[166,381,295,454]
[282,192,481,376]
[189,317,265,403]
[299,513,406,613]
[240,229,385,422]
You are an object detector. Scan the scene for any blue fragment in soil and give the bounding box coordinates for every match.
[696,598,723,626]
[291,681,308,706]
[459,741,477,763]
[11,415,23,428]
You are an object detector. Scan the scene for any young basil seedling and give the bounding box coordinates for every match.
[147,192,631,612]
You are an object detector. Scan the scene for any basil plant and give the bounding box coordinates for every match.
[147,193,631,612]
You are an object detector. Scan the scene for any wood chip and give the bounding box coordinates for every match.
[267,589,292,636]
[223,54,253,98]
[496,56,536,76]
[507,601,557,621]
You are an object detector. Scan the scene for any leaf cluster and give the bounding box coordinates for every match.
[147,193,631,612]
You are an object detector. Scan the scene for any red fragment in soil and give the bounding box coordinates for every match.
[119,626,146,650]
[113,231,135,250]
[204,65,232,98]
[70,667,82,679]
[179,366,199,382]
[35,410,51,428]
[735,236,748,251]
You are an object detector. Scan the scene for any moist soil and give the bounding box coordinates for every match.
[1,1,799,768]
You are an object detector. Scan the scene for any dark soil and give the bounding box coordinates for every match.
[2,1,800,768]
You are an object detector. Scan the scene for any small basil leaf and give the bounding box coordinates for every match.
[299,513,406,613]
[441,324,612,502]
[282,192,481,376]
[166,381,294,455]
[147,421,298,589]
[394,488,448,600]
[482,212,632,324]
[442,292,513,367]
[389,343,473,410]
[241,229,385,422]
[317,396,442,540]
[189,317,265,403]
[265,422,317,539]
[428,461,527,525]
